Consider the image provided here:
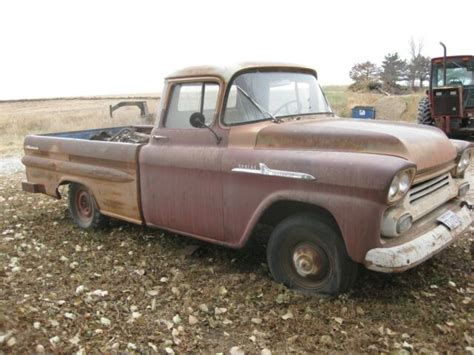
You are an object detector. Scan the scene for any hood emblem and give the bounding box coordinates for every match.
[232,163,315,180]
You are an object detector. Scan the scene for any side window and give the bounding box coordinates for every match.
[165,82,219,128]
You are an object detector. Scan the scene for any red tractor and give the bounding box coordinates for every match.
[417,43,474,137]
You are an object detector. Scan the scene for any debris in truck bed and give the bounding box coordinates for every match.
[90,127,149,143]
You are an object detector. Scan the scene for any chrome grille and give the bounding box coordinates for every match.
[409,174,450,203]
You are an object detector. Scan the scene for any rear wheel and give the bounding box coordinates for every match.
[266,213,358,296]
[68,183,106,229]
[417,96,435,126]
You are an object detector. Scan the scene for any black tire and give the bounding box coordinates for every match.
[266,213,358,296]
[417,96,435,126]
[68,183,106,229]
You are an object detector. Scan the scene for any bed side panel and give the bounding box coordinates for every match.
[22,135,142,224]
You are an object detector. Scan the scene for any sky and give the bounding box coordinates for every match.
[0,0,473,100]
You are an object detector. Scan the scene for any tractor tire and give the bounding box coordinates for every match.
[68,183,107,229]
[266,213,358,296]
[417,96,435,126]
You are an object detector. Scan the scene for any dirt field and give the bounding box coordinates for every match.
[0,93,473,353]
[0,171,473,354]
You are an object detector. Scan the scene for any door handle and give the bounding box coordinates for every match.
[152,135,168,140]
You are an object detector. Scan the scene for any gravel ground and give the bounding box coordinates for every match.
[0,169,473,354]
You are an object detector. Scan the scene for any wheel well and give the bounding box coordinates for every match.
[55,180,75,199]
[248,200,341,245]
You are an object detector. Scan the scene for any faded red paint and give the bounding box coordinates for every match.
[21,63,474,266]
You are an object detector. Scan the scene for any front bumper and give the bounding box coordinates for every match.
[365,199,472,273]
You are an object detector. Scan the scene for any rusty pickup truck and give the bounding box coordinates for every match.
[22,63,473,296]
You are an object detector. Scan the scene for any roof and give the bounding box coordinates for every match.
[166,62,318,82]
[432,55,473,61]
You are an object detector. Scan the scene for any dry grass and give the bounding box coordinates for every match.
[0,88,425,154]
[0,97,160,153]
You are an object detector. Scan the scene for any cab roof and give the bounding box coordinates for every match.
[166,62,318,82]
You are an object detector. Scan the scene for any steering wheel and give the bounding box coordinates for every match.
[272,100,298,116]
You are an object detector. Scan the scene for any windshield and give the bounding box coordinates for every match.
[432,60,474,87]
[223,71,332,125]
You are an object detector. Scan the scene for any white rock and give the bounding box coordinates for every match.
[131,312,142,319]
[89,289,108,297]
[402,341,414,350]
[160,277,169,283]
[261,349,272,355]
[130,305,138,311]
[148,342,158,351]
[199,304,209,313]
[448,281,456,288]
[60,256,69,262]
[188,315,198,325]
[69,334,80,346]
[36,344,45,353]
[215,307,227,315]
[172,314,182,324]
[0,331,12,344]
[127,343,137,350]
[251,318,262,324]
[75,285,85,294]
[165,347,175,354]
[281,311,294,320]
[230,346,245,355]
[65,312,76,320]
[100,317,111,326]
[49,336,60,346]
[33,321,41,329]
[6,337,16,347]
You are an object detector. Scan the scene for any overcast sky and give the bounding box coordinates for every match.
[1,0,473,100]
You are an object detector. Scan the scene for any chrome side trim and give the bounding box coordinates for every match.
[231,163,315,180]
[25,145,39,151]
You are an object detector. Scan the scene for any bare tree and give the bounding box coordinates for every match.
[407,38,431,90]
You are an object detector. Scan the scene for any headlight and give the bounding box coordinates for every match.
[455,149,472,176]
[387,168,416,203]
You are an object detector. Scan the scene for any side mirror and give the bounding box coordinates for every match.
[189,112,206,128]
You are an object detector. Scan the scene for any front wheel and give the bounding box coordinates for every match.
[68,183,106,229]
[266,213,358,296]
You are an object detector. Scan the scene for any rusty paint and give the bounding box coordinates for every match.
[21,63,474,269]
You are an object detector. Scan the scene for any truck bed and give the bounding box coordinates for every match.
[22,125,153,224]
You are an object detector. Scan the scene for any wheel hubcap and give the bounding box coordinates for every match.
[76,190,92,220]
[292,243,325,279]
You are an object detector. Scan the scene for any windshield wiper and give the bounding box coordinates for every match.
[236,86,283,123]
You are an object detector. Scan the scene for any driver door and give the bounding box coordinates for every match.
[139,79,227,241]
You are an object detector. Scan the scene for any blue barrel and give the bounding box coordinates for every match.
[352,106,376,119]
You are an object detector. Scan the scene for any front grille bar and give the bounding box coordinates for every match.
[409,174,450,203]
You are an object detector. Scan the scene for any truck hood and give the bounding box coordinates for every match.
[255,118,457,172]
